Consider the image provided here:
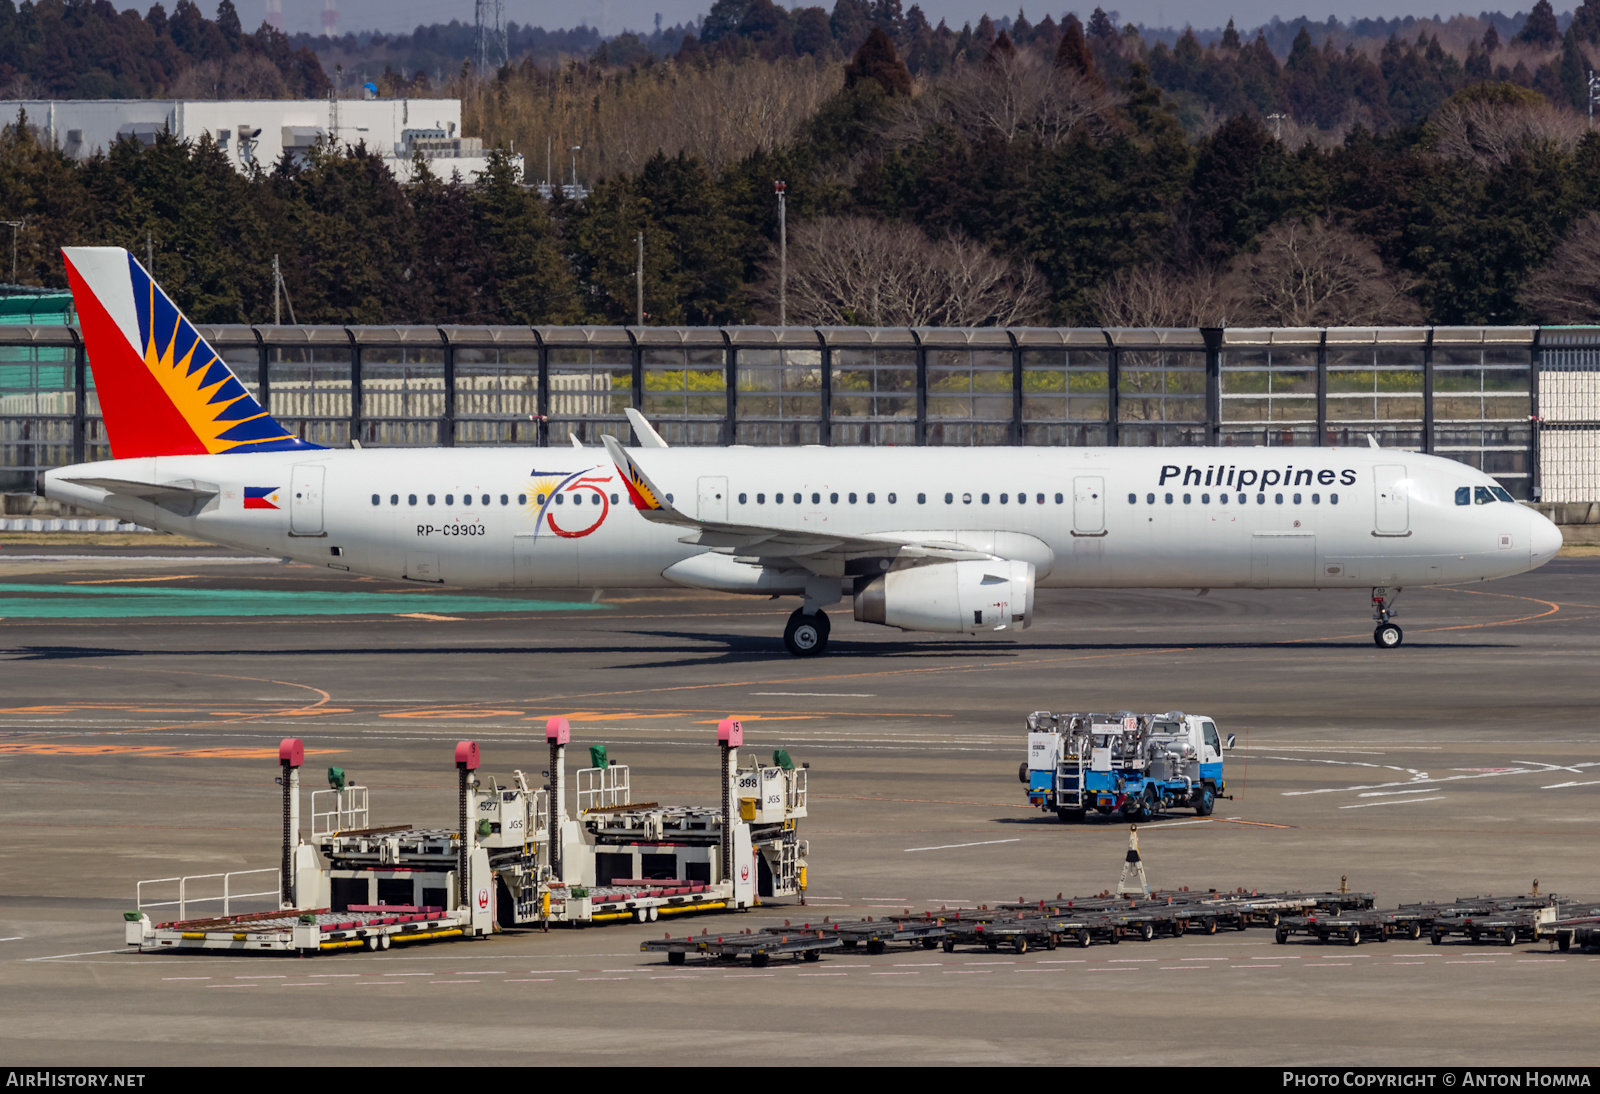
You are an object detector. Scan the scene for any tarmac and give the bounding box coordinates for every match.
[1,542,1597,1065]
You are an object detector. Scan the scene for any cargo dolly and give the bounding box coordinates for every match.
[1273,909,1428,946]
[641,927,842,967]
[1547,913,1600,952]
[127,905,467,955]
[1426,904,1557,946]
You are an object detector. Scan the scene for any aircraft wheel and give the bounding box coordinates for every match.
[784,610,828,657]
[1374,623,1403,649]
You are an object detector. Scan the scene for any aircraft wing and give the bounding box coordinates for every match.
[600,434,993,570]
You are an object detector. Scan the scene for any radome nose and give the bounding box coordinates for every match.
[1531,511,1563,568]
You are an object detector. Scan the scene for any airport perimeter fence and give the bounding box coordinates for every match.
[6,322,1600,502]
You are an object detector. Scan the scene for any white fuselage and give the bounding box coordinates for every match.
[42,445,1561,592]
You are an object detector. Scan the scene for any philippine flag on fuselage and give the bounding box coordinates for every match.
[244,486,281,510]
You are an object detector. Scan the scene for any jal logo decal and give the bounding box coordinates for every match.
[740,865,750,882]
[476,887,490,911]
[525,468,615,539]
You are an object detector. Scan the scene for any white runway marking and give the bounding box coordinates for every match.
[1141,819,1214,828]
[0,937,22,942]
[1340,796,1446,809]
[904,839,1021,853]
[1543,780,1600,789]
[27,949,128,961]
[751,692,877,698]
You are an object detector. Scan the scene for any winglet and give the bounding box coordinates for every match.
[625,408,670,448]
[602,433,689,522]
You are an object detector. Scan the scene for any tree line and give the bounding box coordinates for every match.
[11,14,1600,328]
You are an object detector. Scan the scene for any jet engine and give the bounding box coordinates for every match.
[853,559,1035,634]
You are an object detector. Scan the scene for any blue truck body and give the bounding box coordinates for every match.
[1021,711,1229,822]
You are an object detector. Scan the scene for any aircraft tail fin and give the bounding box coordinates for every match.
[61,246,322,460]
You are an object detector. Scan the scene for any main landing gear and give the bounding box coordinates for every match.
[1371,587,1403,649]
[783,607,830,656]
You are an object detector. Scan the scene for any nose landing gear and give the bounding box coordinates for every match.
[1371,587,1403,648]
[783,608,830,656]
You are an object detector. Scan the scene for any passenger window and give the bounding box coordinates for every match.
[1275,493,1283,504]
[1017,492,1026,504]
[829,492,837,504]
[1491,487,1514,502]
[1456,486,1471,506]
[1201,493,1210,504]
[409,494,418,505]
[811,493,820,504]
[482,495,490,506]
[999,493,1008,504]
[1475,486,1494,505]
[554,494,564,505]
[738,493,747,504]
[774,493,782,504]
[848,493,856,503]
[1292,493,1301,504]
[390,494,399,506]
[1311,493,1319,504]
[1164,493,1173,504]
[371,494,380,506]
[1055,493,1063,504]
[1330,493,1339,505]
[916,493,924,504]
[518,495,527,505]
[867,493,876,503]
[572,494,583,505]
[981,493,990,504]
[1128,493,1137,504]
[1256,493,1265,504]
[1146,493,1155,504]
[445,494,454,506]
[666,494,674,503]
[1039,494,1047,504]
[1183,493,1191,504]
[536,494,546,504]
[500,494,508,506]
[887,492,897,503]
[610,494,618,504]
[792,493,800,504]
[427,494,436,505]
[757,493,765,503]
[945,493,953,504]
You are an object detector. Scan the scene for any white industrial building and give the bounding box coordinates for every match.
[0,98,520,183]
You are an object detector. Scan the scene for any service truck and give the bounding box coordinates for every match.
[1020,711,1233,822]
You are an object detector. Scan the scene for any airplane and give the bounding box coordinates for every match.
[38,246,1564,655]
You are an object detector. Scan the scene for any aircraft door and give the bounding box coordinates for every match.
[698,477,728,523]
[1373,464,1410,534]
[1072,476,1105,535]
[1250,533,1316,586]
[512,534,579,587]
[289,464,325,535]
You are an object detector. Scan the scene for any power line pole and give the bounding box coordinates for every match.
[1,220,23,283]
[774,180,787,326]
[273,255,281,326]
[635,231,645,326]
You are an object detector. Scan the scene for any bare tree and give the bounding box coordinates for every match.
[171,56,287,100]
[1226,218,1421,327]
[884,51,1116,149]
[767,216,1046,327]
[1520,211,1600,322]
[1093,263,1240,327]
[1429,95,1588,167]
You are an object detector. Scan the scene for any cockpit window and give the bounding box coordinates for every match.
[1456,487,1471,506]
[1475,486,1495,505]
[1491,486,1515,503]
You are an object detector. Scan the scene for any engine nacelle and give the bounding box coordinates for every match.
[853,559,1035,634]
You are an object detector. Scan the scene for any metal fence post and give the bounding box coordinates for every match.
[1531,327,1543,502]
[71,331,86,465]
[441,330,456,447]
[914,335,927,446]
[1316,331,1328,447]
[1105,332,1120,447]
[536,335,549,448]
[1423,328,1435,454]
[820,341,832,446]
[1010,331,1023,446]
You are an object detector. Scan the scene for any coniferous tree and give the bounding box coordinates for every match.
[1516,0,1560,47]
[1055,13,1096,82]
[843,25,912,96]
